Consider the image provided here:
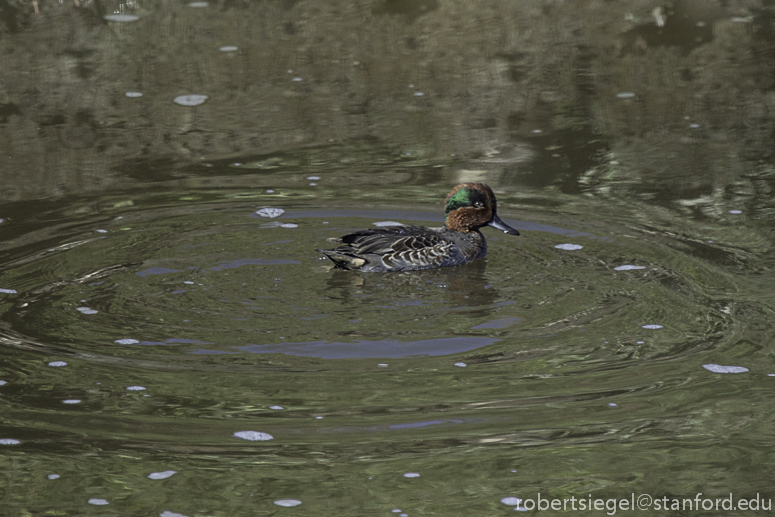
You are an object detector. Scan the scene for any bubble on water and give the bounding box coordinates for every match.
[255,207,284,218]
[392,510,402,514]
[641,324,663,330]
[403,472,420,478]
[173,95,208,107]
[0,380,6,385]
[768,374,775,377]
[104,14,139,22]
[555,243,583,250]
[274,499,302,507]
[127,386,146,391]
[689,123,700,128]
[616,92,635,98]
[233,431,273,441]
[63,399,81,404]
[315,416,323,420]
[96,229,108,233]
[729,209,742,214]
[0,288,17,294]
[125,91,143,98]
[270,405,285,410]
[501,497,523,506]
[219,46,238,52]
[88,498,109,505]
[414,91,424,96]
[184,281,194,285]
[378,363,388,367]
[702,364,749,374]
[160,512,189,517]
[292,77,303,82]
[48,361,67,367]
[148,470,177,480]
[636,341,644,344]
[76,307,98,315]
[0,439,20,445]
[608,403,618,407]
[307,176,321,180]
[279,223,298,228]
[373,221,403,227]
[116,338,140,345]
[614,265,645,271]
[47,474,60,480]
[188,1,208,6]
[454,362,467,367]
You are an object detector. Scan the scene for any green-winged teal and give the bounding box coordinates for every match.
[317,183,520,272]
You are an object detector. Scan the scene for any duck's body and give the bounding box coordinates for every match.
[317,183,520,272]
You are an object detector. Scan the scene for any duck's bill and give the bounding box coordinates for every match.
[488,213,520,235]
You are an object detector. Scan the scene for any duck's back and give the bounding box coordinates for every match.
[318,225,484,272]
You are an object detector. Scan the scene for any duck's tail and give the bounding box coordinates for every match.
[316,249,367,270]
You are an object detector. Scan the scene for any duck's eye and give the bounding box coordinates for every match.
[473,201,484,208]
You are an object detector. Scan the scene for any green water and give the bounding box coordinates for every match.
[3,0,775,515]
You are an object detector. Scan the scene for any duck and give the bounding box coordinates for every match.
[317,183,520,272]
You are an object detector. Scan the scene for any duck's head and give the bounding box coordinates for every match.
[444,183,520,235]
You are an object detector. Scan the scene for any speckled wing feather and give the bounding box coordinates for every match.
[319,226,458,271]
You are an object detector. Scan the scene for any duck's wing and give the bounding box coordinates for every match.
[319,226,456,271]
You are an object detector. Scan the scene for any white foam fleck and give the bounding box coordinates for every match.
[115,338,139,345]
[184,281,195,285]
[454,362,467,367]
[63,399,81,404]
[274,499,302,507]
[0,380,6,385]
[702,364,749,374]
[403,472,420,478]
[96,229,108,233]
[307,176,321,180]
[48,361,67,367]
[88,498,109,505]
[0,439,20,445]
[104,14,139,22]
[76,307,98,315]
[127,386,146,391]
[255,207,284,218]
[392,510,402,513]
[270,405,285,410]
[616,92,635,98]
[501,497,523,506]
[315,416,323,419]
[148,470,177,480]
[608,403,618,407]
[233,431,273,441]
[125,91,143,98]
[614,265,645,271]
[636,341,644,344]
[729,209,742,214]
[689,123,700,128]
[378,363,388,367]
[188,1,208,6]
[160,512,189,517]
[219,46,238,52]
[0,288,17,294]
[373,221,403,227]
[279,223,298,228]
[292,77,303,82]
[555,243,583,251]
[641,324,663,330]
[414,91,424,96]
[47,474,60,480]
[173,95,208,107]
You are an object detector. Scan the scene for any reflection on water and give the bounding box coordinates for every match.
[1,0,775,515]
